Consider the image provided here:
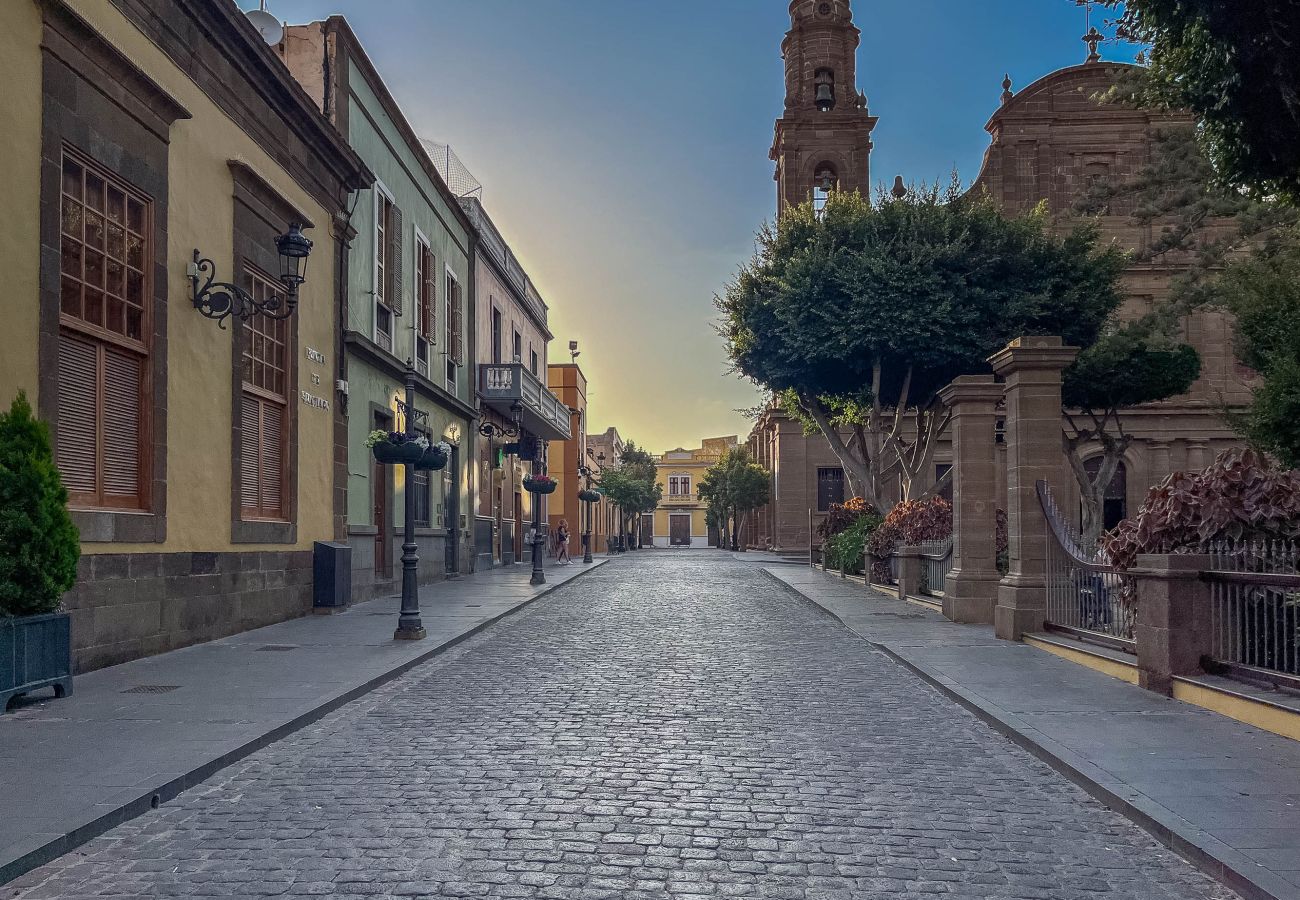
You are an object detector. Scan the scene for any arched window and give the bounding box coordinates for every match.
[813,163,838,212]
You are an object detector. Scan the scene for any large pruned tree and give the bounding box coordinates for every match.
[1104,0,1300,202]
[1062,322,1200,543]
[718,183,1125,513]
[698,447,771,551]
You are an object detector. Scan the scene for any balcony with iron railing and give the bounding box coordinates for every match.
[478,363,571,442]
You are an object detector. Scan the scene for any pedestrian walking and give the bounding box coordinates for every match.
[556,520,571,565]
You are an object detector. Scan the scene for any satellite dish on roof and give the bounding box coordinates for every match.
[246,6,284,45]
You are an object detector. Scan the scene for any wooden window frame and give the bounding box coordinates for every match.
[444,266,461,394]
[228,167,305,545]
[373,182,398,351]
[56,146,154,514]
[413,228,435,377]
[238,267,291,523]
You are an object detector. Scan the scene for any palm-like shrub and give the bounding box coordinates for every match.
[0,392,80,616]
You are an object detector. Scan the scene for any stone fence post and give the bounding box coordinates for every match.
[1132,553,1213,696]
[896,547,922,601]
[990,337,1080,641]
[938,375,1004,624]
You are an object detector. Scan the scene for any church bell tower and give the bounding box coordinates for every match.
[771,0,878,215]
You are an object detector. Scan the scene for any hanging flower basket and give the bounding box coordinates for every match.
[578,489,601,503]
[415,442,452,472]
[524,475,558,495]
[366,430,428,465]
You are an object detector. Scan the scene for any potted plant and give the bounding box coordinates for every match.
[415,440,452,472]
[365,430,428,465]
[578,488,601,503]
[524,474,559,495]
[2,392,79,711]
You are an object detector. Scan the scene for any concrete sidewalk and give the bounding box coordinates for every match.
[0,556,609,885]
[766,564,1300,900]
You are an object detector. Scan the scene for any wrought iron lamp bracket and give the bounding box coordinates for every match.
[189,250,298,329]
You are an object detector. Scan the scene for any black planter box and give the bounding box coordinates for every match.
[1,612,73,711]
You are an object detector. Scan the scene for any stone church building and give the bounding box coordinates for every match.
[744,0,1250,553]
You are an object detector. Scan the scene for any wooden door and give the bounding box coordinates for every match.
[641,514,654,547]
[670,515,691,547]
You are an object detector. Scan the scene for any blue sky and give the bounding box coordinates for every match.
[239,0,1136,452]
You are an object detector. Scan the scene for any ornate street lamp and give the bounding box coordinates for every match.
[394,361,428,641]
[529,437,548,586]
[190,223,313,328]
[579,448,595,564]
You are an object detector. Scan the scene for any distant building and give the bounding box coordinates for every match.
[458,195,569,570]
[652,437,737,549]
[746,0,1249,554]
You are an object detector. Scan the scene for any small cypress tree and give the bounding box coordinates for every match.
[0,392,80,616]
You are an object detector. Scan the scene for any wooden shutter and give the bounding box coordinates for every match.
[451,281,464,365]
[261,402,285,518]
[240,392,287,520]
[56,331,99,499]
[420,248,436,339]
[101,345,142,504]
[240,393,261,514]
[388,204,404,316]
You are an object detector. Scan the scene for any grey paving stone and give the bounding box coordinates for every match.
[6,554,1240,900]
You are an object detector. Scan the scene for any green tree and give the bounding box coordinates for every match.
[1213,229,1300,468]
[1063,322,1201,543]
[718,184,1125,512]
[599,441,661,549]
[0,392,80,616]
[1105,0,1300,201]
[698,448,771,551]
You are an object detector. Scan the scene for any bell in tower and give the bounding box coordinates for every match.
[770,0,878,215]
[814,69,836,112]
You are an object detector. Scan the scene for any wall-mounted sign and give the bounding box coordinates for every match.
[301,390,330,411]
[305,347,326,365]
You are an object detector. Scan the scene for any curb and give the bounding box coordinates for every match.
[761,568,1297,900]
[0,560,611,888]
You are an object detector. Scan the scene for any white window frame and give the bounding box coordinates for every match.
[444,263,460,395]
[372,180,396,352]
[412,224,433,378]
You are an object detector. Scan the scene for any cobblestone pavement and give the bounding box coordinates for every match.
[8,554,1237,900]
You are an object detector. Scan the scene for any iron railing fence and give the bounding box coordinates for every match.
[1202,540,1300,690]
[1038,481,1135,650]
[918,538,953,598]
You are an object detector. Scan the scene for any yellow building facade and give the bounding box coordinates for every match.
[652,437,737,549]
[0,0,369,671]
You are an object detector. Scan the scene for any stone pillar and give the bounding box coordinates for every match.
[897,548,922,601]
[1133,554,1213,695]
[1186,440,1211,471]
[938,376,1005,624]
[989,337,1080,641]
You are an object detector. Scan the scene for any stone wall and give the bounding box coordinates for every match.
[64,551,315,674]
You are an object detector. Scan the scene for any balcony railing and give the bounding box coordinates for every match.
[478,363,571,442]
[664,493,697,504]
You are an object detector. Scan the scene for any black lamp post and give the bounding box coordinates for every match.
[579,452,594,565]
[530,439,548,586]
[394,363,427,641]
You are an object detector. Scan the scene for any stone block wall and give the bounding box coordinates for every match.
[64,551,315,673]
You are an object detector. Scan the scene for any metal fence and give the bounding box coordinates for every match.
[1038,481,1135,649]
[918,539,953,598]
[1203,540,1300,688]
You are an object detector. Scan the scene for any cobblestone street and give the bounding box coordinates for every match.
[8,554,1237,899]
